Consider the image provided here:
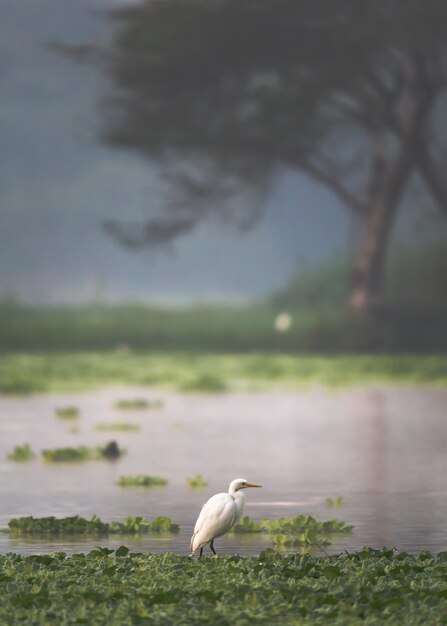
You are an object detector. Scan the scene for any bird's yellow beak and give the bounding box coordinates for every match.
[245,482,262,488]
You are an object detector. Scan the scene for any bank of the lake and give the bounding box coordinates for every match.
[0,549,446,625]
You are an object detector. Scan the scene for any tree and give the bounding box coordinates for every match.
[92,0,447,311]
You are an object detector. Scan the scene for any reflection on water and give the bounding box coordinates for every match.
[0,386,446,556]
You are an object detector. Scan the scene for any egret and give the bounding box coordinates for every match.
[190,478,262,556]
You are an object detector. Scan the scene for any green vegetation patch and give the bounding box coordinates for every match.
[41,442,125,462]
[186,474,208,488]
[117,475,168,487]
[179,373,228,393]
[0,548,447,625]
[7,515,179,536]
[95,422,141,432]
[1,353,447,396]
[233,515,353,548]
[6,444,35,462]
[55,405,80,419]
[326,496,344,508]
[114,398,163,410]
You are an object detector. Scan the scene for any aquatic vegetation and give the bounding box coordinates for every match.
[186,474,208,488]
[6,443,35,462]
[117,475,168,487]
[0,368,47,394]
[55,405,80,419]
[6,515,179,536]
[114,398,162,410]
[1,353,447,396]
[233,515,353,547]
[41,446,92,462]
[95,422,141,432]
[148,516,180,533]
[326,495,344,508]
[41,442,125,462]
[0,548,446,625]
[179,373,228,393]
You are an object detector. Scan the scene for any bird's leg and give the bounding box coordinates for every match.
[199,547,203,557]
[210,540,217,555]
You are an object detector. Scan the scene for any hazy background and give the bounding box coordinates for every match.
[1,0,446,357]
[1,0,445,307]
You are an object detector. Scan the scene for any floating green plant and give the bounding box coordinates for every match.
[6,514,179,536]
[179,374,227,393]
[1,548,447,624]
[233,515,353,548]
[95,422,141,432]
[6,443,35,462]
[186,474,208,488]
[55,406,80,419]
[326,495,344,508]
[1,353,447,398]
[117,475,168,487]
[41,442,125,462]
[114,398,163,410]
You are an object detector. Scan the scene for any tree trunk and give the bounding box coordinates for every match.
[348,138,419,313]
[349,193,400,312]
[349,88,434,313]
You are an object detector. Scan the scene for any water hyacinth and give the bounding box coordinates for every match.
[7,515,179,535]
[0,549,447,625]
[116,475,168,487]
[232,515,353,547]
[114,398,163,410]
[55,406,80,419]
[6,443,35,462]
[186,474,208,488]
[95,422,141,432]
[41,442,125,462]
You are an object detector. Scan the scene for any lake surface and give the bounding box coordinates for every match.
[1,386,446,556]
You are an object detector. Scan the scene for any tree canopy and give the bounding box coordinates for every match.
[82,0,447,309]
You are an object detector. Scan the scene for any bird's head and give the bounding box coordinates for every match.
[230,478,262,493]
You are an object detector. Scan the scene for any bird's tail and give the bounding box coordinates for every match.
[190,530,206,556]
[190,532,198,555]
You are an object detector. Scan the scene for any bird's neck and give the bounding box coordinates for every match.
[233,491,245,524]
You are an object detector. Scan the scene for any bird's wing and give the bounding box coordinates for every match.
[190,493,236,553]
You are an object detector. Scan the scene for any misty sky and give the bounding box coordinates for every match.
[1,0,442,304]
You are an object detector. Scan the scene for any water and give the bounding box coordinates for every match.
[0,386,446,556]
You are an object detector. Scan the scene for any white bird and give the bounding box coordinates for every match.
[190,478,262,556]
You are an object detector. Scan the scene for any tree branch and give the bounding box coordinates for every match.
[301,160,368,216]
[102,215,198,248]
[415,139,447,218]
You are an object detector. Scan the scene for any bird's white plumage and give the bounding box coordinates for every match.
[190,478,261,555]
[190,493,237,553]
